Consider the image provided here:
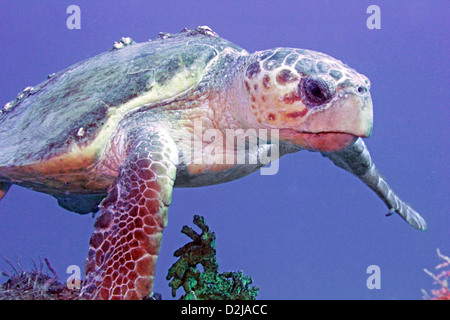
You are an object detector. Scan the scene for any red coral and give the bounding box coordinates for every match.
[423,249,450,300]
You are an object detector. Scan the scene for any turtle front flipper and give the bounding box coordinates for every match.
[81,130,177,300]
[0,182,11,202]
[323,138,427,230]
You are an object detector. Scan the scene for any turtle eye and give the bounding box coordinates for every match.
[299,77,333,108]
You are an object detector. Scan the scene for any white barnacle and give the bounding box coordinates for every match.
[197,26,216,37]
[158,32,172,39]
[121,37,133,45]
[3,102,12,112]
[113,41,124,50]
[16,86,34,100]
[77,127,85,137]
[112,37,133,50]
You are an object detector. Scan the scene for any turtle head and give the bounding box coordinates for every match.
[243,48,373,152]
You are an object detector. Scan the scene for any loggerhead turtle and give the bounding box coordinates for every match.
[0,26,426,300]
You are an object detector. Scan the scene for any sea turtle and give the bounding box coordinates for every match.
[0,26,426,300]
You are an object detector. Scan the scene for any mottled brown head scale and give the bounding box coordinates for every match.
[243,47,373,152]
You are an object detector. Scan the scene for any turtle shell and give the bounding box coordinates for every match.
[0,27,246,171]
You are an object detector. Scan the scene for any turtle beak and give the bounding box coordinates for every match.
[308,91,373,138]
[280,89,373,152]
[339,90,373,138]
[304,90,373,139]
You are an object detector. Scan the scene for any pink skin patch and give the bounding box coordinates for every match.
[245,81,251,92]
[282,90,302,104]
[280,129,358,152]
[286,109,308,119]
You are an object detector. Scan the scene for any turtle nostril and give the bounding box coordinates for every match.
[357,86,367,94]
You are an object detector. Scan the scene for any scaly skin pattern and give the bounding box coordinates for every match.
[0,27,426,299]
[82,129,177,300]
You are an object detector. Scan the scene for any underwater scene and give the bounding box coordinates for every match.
[0,0,448,301]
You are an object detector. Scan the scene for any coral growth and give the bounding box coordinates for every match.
[0,258,81,300]
[166,215,259,300]
[423,249,450,300]
[1,215,259,300]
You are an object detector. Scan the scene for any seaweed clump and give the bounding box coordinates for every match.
[166,215,259,300]
[423,249,450,300]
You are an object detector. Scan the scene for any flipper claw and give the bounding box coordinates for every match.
[386,208,395,217]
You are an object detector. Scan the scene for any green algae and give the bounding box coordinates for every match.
[166,215,259,300]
